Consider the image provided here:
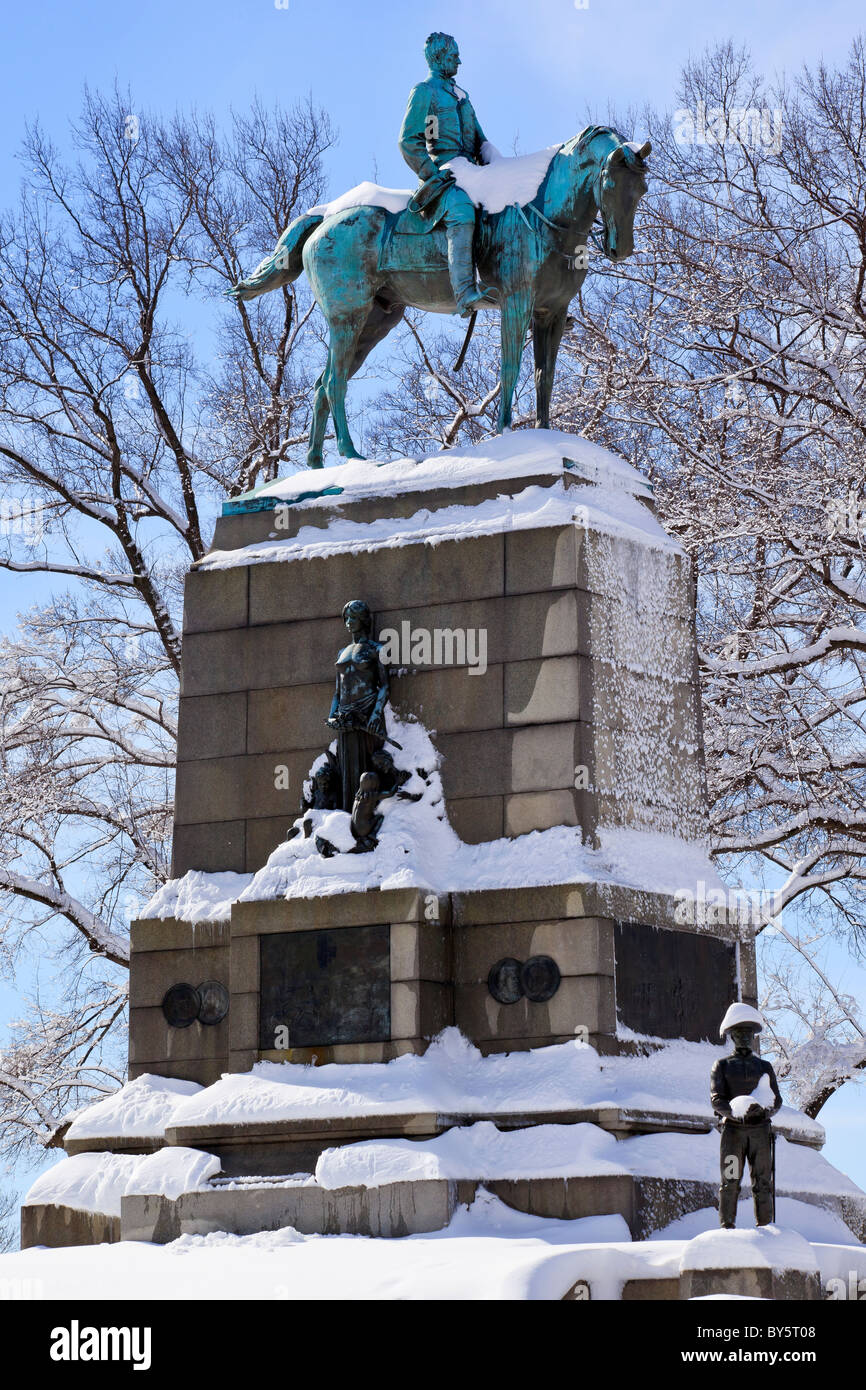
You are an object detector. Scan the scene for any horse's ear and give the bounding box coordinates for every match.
[607,146,626,166]
[637,140,652,160]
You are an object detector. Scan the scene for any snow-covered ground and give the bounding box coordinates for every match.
[4,1191,864,1301]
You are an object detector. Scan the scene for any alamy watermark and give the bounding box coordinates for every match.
[825,1271,866,1299]
[674,880,783,928]
[674,100,783,154]
[826,492,866,539]
[379,621,488,676]
[0,497,45,546]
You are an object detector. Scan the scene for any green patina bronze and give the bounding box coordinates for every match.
[228,34,650,468]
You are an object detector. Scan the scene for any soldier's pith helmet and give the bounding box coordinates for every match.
[719,1002,764,1038]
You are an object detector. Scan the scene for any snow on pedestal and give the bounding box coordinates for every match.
[680,1226,822,1300]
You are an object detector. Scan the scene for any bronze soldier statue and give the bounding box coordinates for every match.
[399,32,499,316]
[711,1004,783,1228]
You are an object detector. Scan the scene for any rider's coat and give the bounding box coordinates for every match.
[399,74,487,227]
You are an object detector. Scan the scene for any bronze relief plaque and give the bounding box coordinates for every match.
[259,924,391,1049]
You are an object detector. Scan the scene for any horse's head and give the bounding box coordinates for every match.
[595,136,651,262]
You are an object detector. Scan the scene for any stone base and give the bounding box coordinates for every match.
[21,1204,119,1250]
[682,1266,822,1300]
[160,1106,715,1179]
[130,882,753,1084]
[679,1227,822,1300]
[119,1171,698,1245]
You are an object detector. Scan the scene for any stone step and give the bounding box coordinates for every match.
[116,1168,863,1247]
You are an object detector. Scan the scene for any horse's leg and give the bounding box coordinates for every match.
[498,291,534,432]
[349,296,405,376]
[323,314,368,459]
[532,306,569,429]
[306,371,330,469]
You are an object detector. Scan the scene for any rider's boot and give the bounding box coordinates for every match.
[446,222,499,317]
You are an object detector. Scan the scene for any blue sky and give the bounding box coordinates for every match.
[0,0,861,205]
[0,0,864,1198]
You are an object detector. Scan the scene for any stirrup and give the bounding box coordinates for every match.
[456,284,499,316]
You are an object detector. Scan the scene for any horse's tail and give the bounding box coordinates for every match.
[226,213,323,301]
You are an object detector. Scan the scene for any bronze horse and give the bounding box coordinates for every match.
[228,126,649,468]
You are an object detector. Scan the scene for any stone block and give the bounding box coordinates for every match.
[454,975,615,1041]
[244,815,299,871]
[182,567,248,634]
[173,749,314,824]
[591,725,706,821]
[389,921,452,982]
[248,533,505,626]
[390,981,453,1039]
[390,664,503,735]
[128,1005,229,1066]
[128,1056,228,1087]
[227,1049,258,1075]
[129,945,230,1009]
[454,918,614,983]
[505,589,580,662]
[247,682,334,754]
[587,667,700,744]
[505,525,579,595]
[180,617,346,698]
[508,723,580,792]
[171,820,246,876]
[632,1176,717,1241]
[231,889,424,934]
[576,591,694,679]
[377,589,579,668]
[452,885,590,927]
[121,1178,460,1243]
[438,729,511,798]
[620,1278,680,1300]
[577,530,692,615]
[229,933,259,995]
[176,692,248,763]
[21,1204,120,1250]
[487,1174,634,1225]
[131,917,231,953]
[681,1266,821,1300]
[439,725,585,815]
[504,789,579,836]
[505,656,581,726]
[739,935,759,1005]
[446,795,504,844]
[229,990,259,1054]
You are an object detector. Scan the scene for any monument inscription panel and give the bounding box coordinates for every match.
[614,922,737,1043]
[259,924,390,1049]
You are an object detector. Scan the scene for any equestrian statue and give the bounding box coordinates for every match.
[228,32,650,468]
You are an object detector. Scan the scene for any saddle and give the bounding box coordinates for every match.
[378,204,451,273]
[378,201,511,276]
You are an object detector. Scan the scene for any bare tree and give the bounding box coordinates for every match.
[0,88,334,1167]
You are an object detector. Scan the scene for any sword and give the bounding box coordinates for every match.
[453,311,477,371]
[327,717,403,752]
